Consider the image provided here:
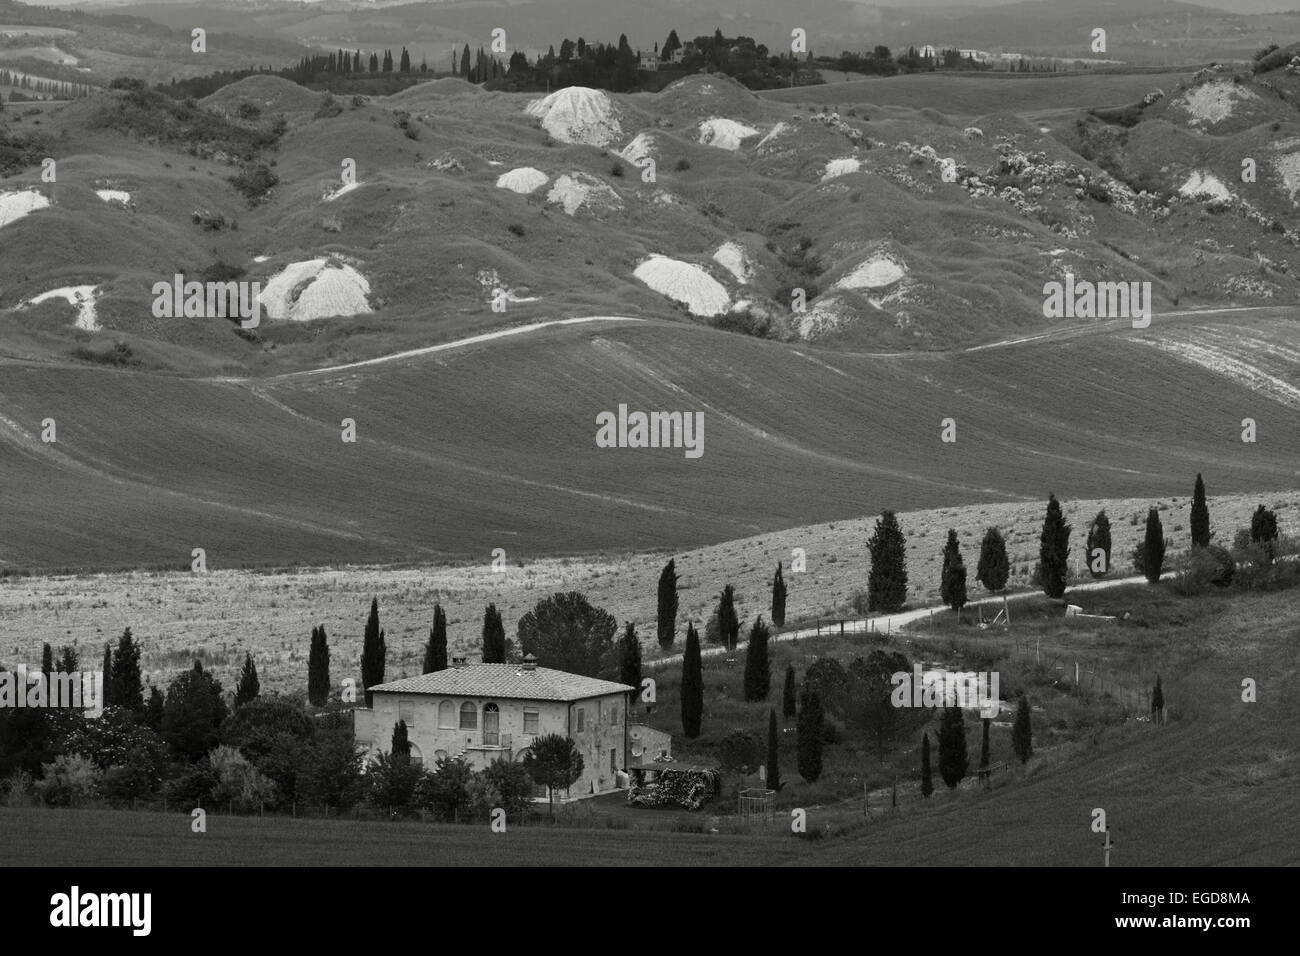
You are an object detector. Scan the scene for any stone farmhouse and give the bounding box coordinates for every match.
[356,654,636,800]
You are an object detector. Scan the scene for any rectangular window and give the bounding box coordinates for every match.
[398,700,414,729]
[576,708,585,732]
[460,704,477,730]
[610,749,617,774]
[523,707,539,735]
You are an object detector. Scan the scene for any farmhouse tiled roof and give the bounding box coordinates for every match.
[369,664,635,702]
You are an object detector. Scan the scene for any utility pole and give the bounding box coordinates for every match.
[1103,828,1113,868]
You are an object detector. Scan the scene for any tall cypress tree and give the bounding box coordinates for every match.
[766,708,781,792]
[716,585,739,652]
[940,529,967,614]
[424,605,448,673]
[770,562,787,628]
[1151,674,1164,725]
[796,687,823,782]
[1190,473,1210,548]
[1143,507,1165,584]
[681,622,703,738]
[867,510,909,612]
[782,664,797,719]
[1038,493,1071,599]
[459,44,470,77]
[1086,510,1112,578]
[920,731,934,797]
[235,652,260,708]
[481,604,506,663]
[742,617,770,702]
[308,625,330,707]
[937,703,968,789]
[115,627,143,714]
[57,646,78,675]
[656,559,678,649]
[618,622,642,692]
[40,643,53,680]
[101,642,117,708]
[976,526,1009,593]
[1012,695,1033,763]
[360,597,386,707]
[391,720,410,758]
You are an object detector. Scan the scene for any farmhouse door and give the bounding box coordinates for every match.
[483,703,500,746]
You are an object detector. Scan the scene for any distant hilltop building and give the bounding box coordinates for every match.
[640,51,658,71]
[919,44,937,58]
[356,654,637,800]
[959,49,991,61]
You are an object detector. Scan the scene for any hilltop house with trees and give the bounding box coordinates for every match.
[356,654,636,800]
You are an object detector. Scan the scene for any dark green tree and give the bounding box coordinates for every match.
[144,685,164,731]
[41,643,53,680]
[161,661,228,762]
[681,622,703,738]
[937,703,968,789]
[1152,674,1164,725]
[522,733,583,818]
[517,592,617,677]
[399,48,411,73]
[617,622,642,692]
[101,642,116,708]
[920,731,933,797]
[1038,493,1071,599]
[770,562,787,628]
[662,29,682,61]
[656,559,679,649]
[1143,507,1166,584]
[391,719,411,759]
[424,605,448,674]
[979,717,990,783]
[940,530,967,614]
[360,597,386,706]
[57,646,78,674]
[1190,473,1210,548]
[1012,695,1032,763]
[1250,504,1279,564]
[234,652,260,708]
[1086,510,1112,578]
[114,627,144,714]
[742,617,770,702]
[481,603,506,664]
[766,708,781,791]
[796,687,824,782]
[782,664,797,719]
[716,584,739,652]
[976,526,1009,593]
[307,625,330,707]
[867,510,909,612]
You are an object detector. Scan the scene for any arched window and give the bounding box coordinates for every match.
[459,701,478,729]
[483,702,500,745]
[438,700,455,728]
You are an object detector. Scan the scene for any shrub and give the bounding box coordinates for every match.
[507,223,525,237]
[70,341,141,367]
[228,163,279,204]
[209,744,278,812]
[675,158,691,171]
[609,161,625,177]
[37,754,101,807]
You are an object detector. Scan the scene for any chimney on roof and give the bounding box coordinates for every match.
[521,653,537,672]
[451,655,468,668]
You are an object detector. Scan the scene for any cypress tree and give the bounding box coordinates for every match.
[681,622,703,738]
[979,717,990,782]
[743,617,770,702]
[1012,695,1033,763]
[1152,674,1164,725]
[101,643,117,708]
[1143,507,1165,584]
[940,529,967,614]
[766,708,781,791]
[1086,510,1112,578]
[235,652,260,707]
[1038,493,1071,599]
[796,686,823,782]
[308,625,330,707]
[115,627,143,713]
[782,664,797,719]
[920,731,933,797]
[1190,473,1210,548]
[1250,504,1279,564]
[57,646,78,674]
[144,685,164,731]
[716,584,739,652]
[937,703,968,789]
[459,44,470,77]
[656,559,678,649]
[867,510,909,612]
[360,597,386,707]
[424,605,448,673]
[481,603,506,663]
[40,643,53,679]
[391,720,410,758]
[976,526,1009,593]
[770,562,787,628]
[399,48,411,73]
[618,622,642,692]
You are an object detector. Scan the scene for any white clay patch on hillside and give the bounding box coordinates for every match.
[1271,151,1300,205]
[0,189,50,228]
[323,181,362,202]
[698,117,758,151]
[755,121,789,152]
[834,253,907,291]
[1135,335,1300,412]
[618,133,655,166]
[25,285,100,331]
[546,173,622,215]
[821,158,861,182]
[712,242,753,284]
[1179,171,1231,203]
[495,167,549,194]
[258,259,372,322]
[525,87,622,146]
[633,255,731,316]
[95,189,131,204]
[1178,80,1258,127]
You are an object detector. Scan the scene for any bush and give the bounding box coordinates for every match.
[228,163,279,204]
[609,161,625,178]
[37,754,101,807]
[70,341,141,367]
[164,762,218,809]
[675,158,691,171]
[209,745,278,812]
[507,223,525,237]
